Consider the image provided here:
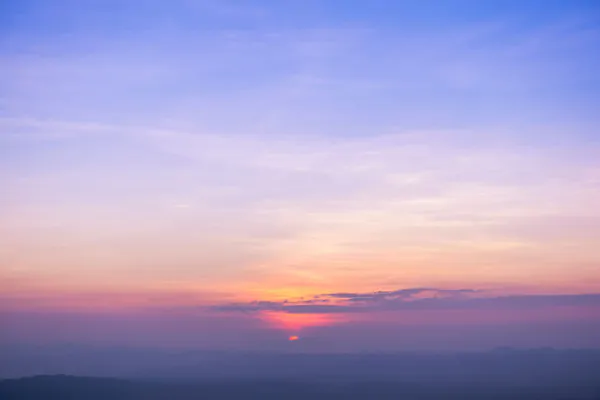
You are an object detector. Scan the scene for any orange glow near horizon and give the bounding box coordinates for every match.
[260,310,344,331]
[289,335,299,341]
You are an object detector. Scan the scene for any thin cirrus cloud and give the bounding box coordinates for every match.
[1,116,600,305]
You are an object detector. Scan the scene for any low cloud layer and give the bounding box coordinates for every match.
[213,288,600,314]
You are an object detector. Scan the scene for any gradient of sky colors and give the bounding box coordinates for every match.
[1,0,600,351]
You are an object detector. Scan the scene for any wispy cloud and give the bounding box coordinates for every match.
[212,288,600,314]
[2,115,600,298]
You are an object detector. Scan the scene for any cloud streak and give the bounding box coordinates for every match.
[213,288,600,314]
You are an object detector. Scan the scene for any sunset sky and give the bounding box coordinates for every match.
[1,0,600,351]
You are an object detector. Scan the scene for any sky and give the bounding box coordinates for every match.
[1,0,600,351]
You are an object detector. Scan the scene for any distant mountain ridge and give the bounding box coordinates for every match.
[2,347,600,383]
[2,374,600,400]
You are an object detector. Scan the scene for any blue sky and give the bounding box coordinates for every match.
[2,0,599,135]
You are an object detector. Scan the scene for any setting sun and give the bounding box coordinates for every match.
[289,335,299,341]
